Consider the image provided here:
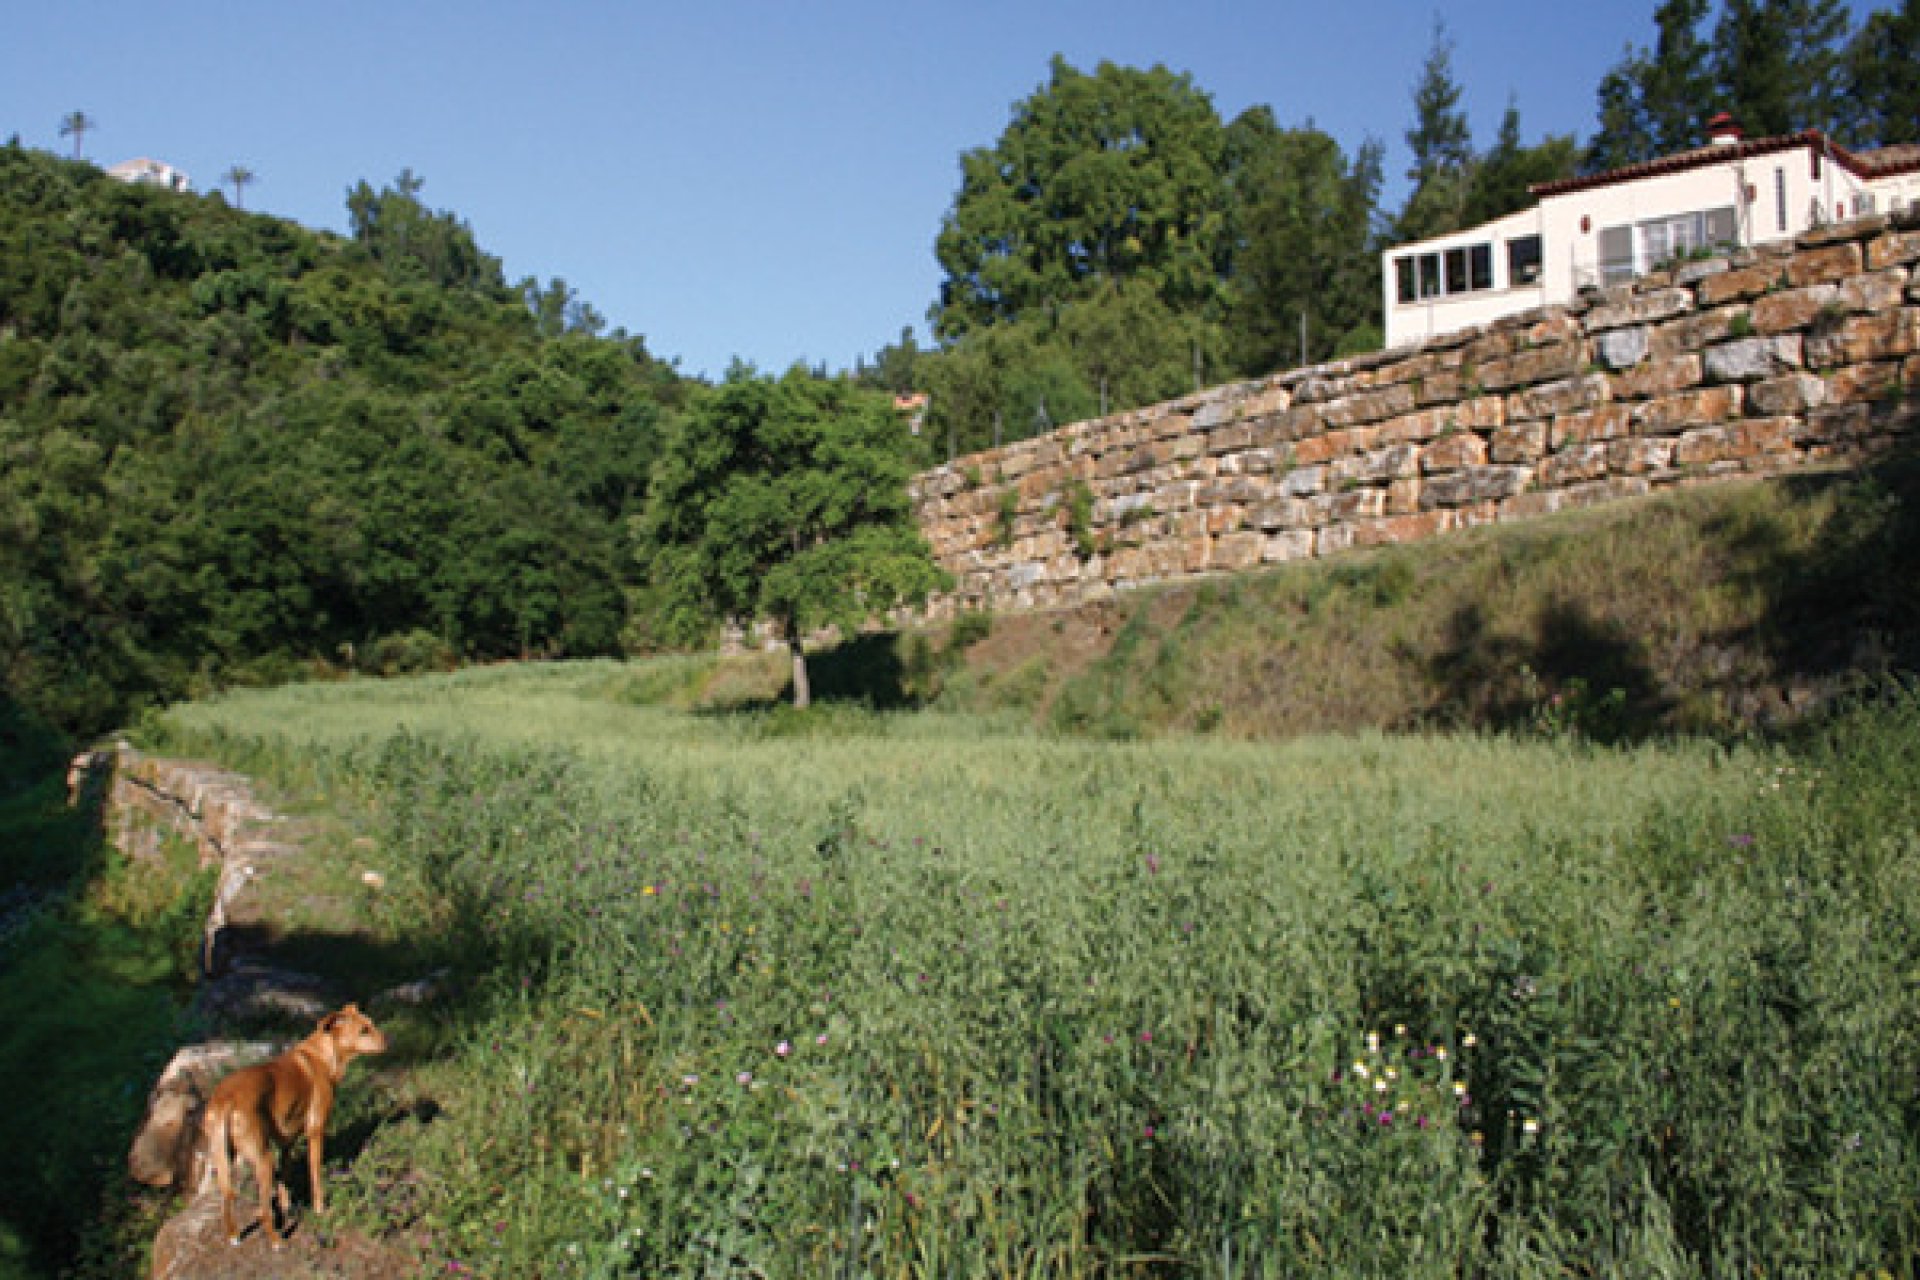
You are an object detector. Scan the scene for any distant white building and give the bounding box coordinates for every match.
[1383,115,1920,350]
[106,157,192,193]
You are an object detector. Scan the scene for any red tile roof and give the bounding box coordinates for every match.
[1531,130,1920,199]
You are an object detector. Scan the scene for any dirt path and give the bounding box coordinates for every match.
[87,749,429,1279]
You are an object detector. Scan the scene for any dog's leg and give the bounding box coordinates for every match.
[231,1117,282,1247]
[306,1124,328,1218]
[206,1105,242,1245]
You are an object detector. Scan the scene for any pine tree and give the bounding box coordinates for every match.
[1397,19,1474,241]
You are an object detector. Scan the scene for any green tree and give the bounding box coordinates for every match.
[222,165,256,210]
[58,110,95,160]
[345,169,505,292]
[931,56,1229,340]
[1224,108,1384,371]
[1713,0,1850,138]
[1842,0,1920,145]
[640,371,946,708]
[1462,101,1578,226]
[522,276,606,337]
[1587,0,1714,170]
[1396,19,1475,241]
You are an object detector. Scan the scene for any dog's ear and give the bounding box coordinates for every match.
[341,1002,361,1017]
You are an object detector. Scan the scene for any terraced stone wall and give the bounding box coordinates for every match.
[911,213,1920,616]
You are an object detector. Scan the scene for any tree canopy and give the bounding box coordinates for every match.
[640,370,946,707]
[1587,0,1886,166]
[0,145,683,734]
[932,56,1230,343]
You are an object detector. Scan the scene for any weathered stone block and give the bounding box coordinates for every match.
[1422,431,1488,472]
[1551,404,1634,449]
[1481,341,1584,391]
[1608,437,1674,474]
[1490,421,1548,463]
[1280,464,1326,497]
[1212,531,1265,571]
[1695,265,1776,307]
[1787,242,1863,287]
[1748,373,1829,416]
[1585,287,1695,330]
[1703,336,1803,382]
[1806,310,1917,367]
[1594,326,1649,370]
[1509,373,1612,421]
[1823,361,1905,405]
[1420,465,1532,508]
[1752,284,1839,334]
[1635,386,1742,435]
[1263,530,1316,562]
[1540,442,1611,487]
[1615,353,1703,399]
[1652,309,1743,355]
[1352,510,1455,547]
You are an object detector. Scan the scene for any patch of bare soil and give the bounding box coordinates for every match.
[959,598,1123,698]
[153,1207,423,1280]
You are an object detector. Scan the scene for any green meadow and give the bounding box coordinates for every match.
[132,660,1920,1277]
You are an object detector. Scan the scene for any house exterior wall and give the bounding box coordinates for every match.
[1385,138,1917,350]
[107,158,192,193]
[1383,208,1546,348]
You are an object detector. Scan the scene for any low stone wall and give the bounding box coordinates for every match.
[912,212,1920,616]
[71,747,289,977]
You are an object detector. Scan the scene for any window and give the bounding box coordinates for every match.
[1600,207,1737,284]
[1775,166,1788,233]
[1507,234,1542,286]
[1392,241,1495,303]
[1599,225,1635,285]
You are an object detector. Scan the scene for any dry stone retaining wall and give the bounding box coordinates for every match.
[912,213,1920,617]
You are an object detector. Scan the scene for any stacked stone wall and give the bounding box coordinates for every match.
[911,213,1920,616]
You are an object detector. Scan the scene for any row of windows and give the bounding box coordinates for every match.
[1597,205,1737,285]
[1393,235,1542,305]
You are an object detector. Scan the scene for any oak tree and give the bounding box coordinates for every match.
[641,370,946,708]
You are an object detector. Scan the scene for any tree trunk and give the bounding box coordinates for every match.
[790,640,811,710]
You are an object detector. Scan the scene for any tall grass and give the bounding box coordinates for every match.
[148,667,1920,1276]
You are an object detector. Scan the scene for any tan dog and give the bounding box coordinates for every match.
[201,1003,388,1245]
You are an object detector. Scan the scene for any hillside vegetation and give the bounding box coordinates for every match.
[0,144,685,736]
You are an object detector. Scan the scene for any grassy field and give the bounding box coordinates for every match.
[137,660,1920,1277]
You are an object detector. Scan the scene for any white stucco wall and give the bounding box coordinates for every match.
[1383,136,1916,352]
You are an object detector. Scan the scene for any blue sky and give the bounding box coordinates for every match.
[3,2,1860,379]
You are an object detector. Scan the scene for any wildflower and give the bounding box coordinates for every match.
[816,1033,829,1046]
[1461,1033,1477,1049]
[1367,1031,1380,1053]
[1378,1112,1393,1127]
[775,1040,792,1058]
[1140,1031,1153,1044]
[1522,1117,1540,1135]
[1351,1061,1369,1079]
[737,1071,753,1086]
[1433,1046,1448,1062]
[1373,1078,1388,1093]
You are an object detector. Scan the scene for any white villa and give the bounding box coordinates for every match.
[106,157,192,193]
[1383,115,1920,350]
